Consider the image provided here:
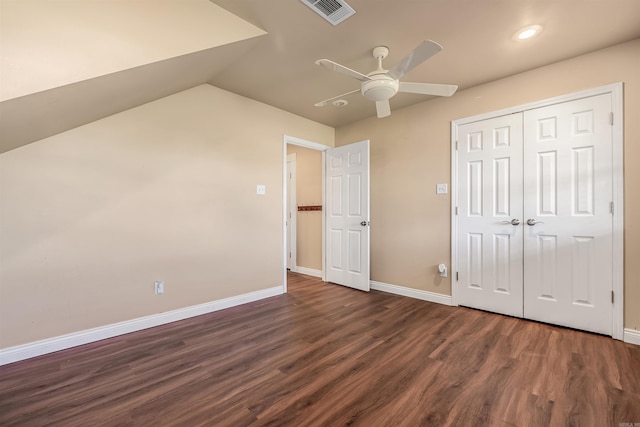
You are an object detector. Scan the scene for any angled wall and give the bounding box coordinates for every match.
[0,84,334,349]
[0,0,266,153]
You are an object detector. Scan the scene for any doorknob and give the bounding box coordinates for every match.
[526,218,544,226]
[501,218,520,226]
[360,221,370,226]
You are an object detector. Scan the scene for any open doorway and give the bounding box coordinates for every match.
[282,136,371,293]
[282,136,330,292]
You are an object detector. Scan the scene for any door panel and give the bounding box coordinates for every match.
[523,94,613,335]
[457,114,524,317]
[326,141,370,291]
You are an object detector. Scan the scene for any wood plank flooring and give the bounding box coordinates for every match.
[1,272,639,426]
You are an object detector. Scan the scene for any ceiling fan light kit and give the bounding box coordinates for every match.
[315,40,458,118]
[361,76,399,101]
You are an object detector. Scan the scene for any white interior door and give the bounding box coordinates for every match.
[523,94,613,335]
[325,140,370,291]
[456,114,524,317]
[455,92,615,336]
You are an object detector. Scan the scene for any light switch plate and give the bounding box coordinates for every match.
[257,184,266,195]
[436,183,448,195]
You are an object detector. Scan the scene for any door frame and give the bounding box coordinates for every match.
[450,82,624,340]
[286,153,297,271]
[282,135,331,293]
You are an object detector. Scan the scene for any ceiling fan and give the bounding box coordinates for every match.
[314,40,458,118]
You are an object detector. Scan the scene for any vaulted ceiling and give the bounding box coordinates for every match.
[2,0,640,153]
[209,0,640,127]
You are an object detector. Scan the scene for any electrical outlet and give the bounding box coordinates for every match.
[256,184,266,195]
[436,183,448,195]
[154,281,164,295]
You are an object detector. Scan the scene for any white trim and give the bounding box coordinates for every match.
[294,266,323,278]
[371,280,453,306]
[450,120,459,307]
[623,328,640,346]
[452,83,624,126]
[286,153,297,271]
[284,135,331,152]
[0,286,282,366]
[610,83,625,341]
[282,134,331,292]
[451,83,624,340]
[321,150,326,282]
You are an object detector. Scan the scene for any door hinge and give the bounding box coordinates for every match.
[610,201,614,215]
[611,290,614,303]
[455,140,459,150]
[455,206,458,215]
[456,272,459,281]
[609,112,614,125]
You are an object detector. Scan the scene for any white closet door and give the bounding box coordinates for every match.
[523,94,613,335]
[456,114,524,317]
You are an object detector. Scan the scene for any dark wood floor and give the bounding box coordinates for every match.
[1,272,639,426]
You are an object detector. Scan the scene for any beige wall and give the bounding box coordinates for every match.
[0,84,334,349]
[336,39,640,331]
[287,145,323,271]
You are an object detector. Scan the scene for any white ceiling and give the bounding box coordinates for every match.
[2,0,639,152]
[209,0,640,127]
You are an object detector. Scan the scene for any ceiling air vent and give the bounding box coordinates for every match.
[300,0,355,26]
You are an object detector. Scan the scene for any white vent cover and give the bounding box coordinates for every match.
[300,0,355,26]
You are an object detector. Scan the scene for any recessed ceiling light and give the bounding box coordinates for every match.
[514,25,543,41]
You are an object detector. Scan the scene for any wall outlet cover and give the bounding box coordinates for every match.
[436,183,448,194]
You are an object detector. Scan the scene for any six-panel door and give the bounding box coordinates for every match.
[326,141,370,291]
[456,94,614,335]
[523,94,613,335]
[457,114,524,317]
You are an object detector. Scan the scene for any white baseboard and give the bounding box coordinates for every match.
[369,281,638,343]
[370,280,453,306]
[294,266,323,278]
[624,328,640,346]
[0,286,283,366]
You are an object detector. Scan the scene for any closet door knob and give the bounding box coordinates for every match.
[501,218,520,226]
[526,218,544,226]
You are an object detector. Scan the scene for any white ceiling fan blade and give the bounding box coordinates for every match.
[314,89,360,107]
[399,82,458,97]
[316,59,371,82]
[376,100,391,118]
[389,40,443,80]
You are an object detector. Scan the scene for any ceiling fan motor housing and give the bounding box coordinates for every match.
[361,73,399,101]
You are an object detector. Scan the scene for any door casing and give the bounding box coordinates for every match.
[282,135,331,293]
[286,153,297,271]
[451,83,624,340]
